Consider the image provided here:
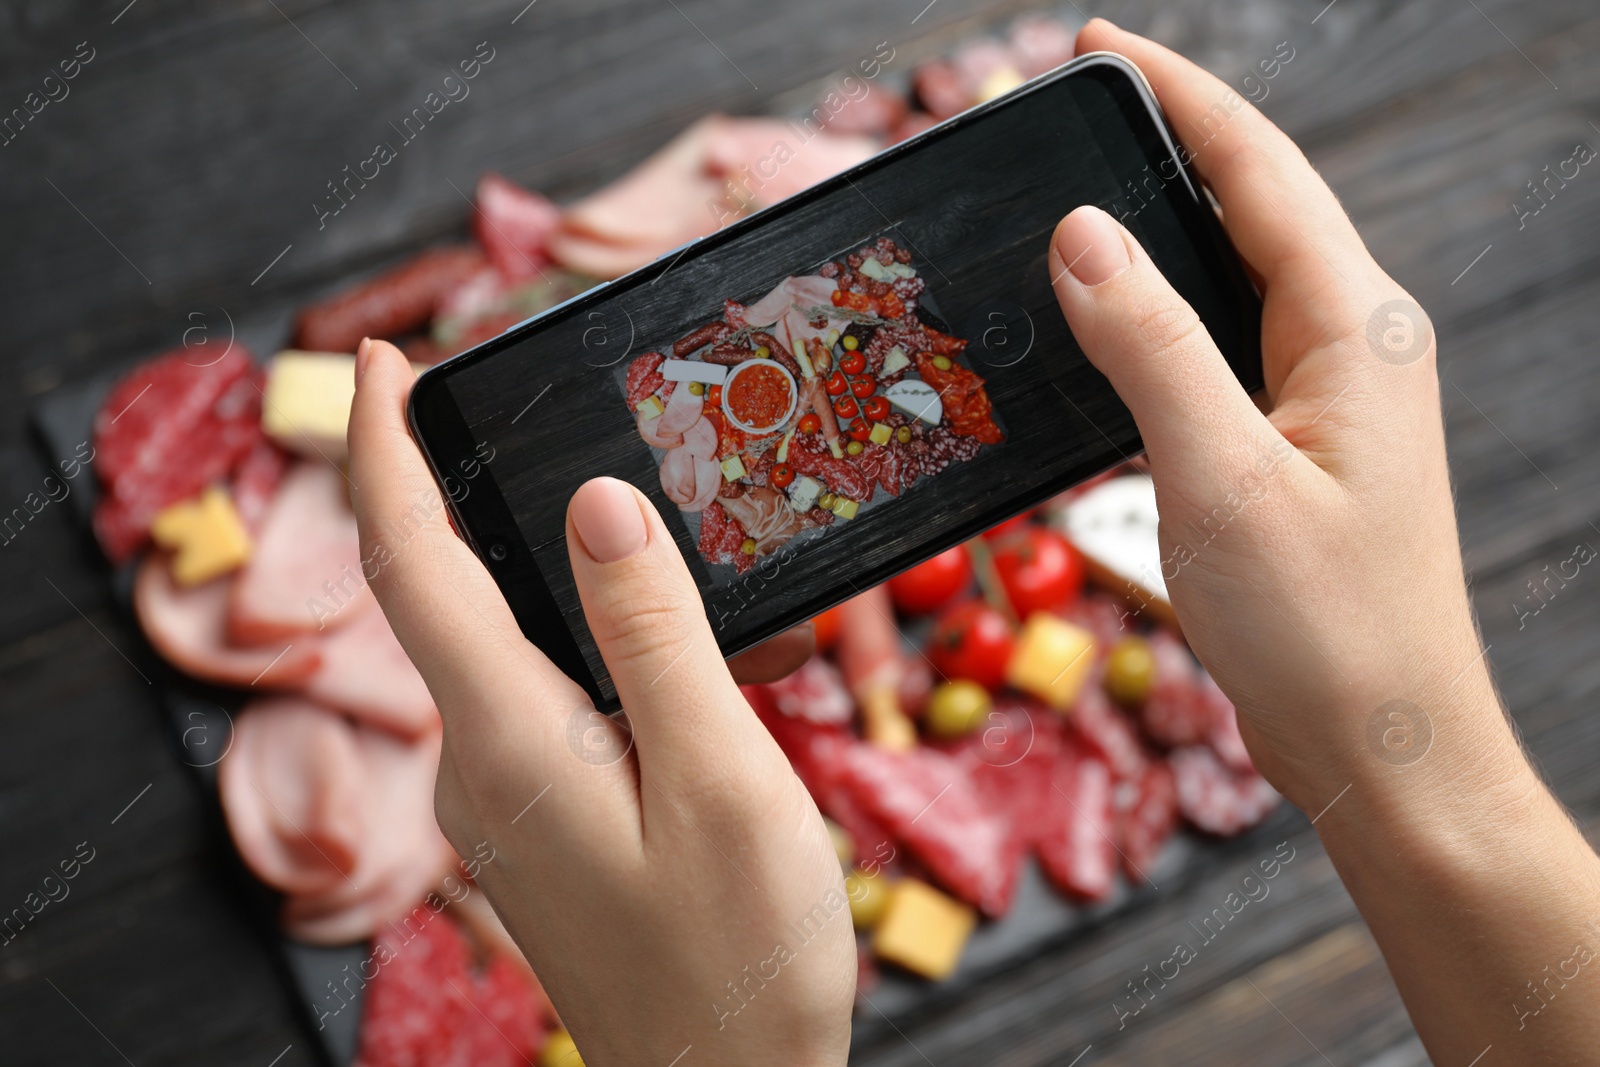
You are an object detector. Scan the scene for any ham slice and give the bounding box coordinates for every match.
[301,591,439,738]
[703,119,877,209]
[134,556,322,688]
[228,461,371,645]
[660,440,721,513]
[657,384,704,440]
[217,697,365,896]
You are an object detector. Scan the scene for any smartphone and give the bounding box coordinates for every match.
[409,52,1262,710]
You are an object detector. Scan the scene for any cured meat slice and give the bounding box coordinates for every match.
[134,556,321,688]
[1140,630,1213,747]
[275,719,455,945]
[656,383,704,440]
[915,351,1002,444]
[696,501,751,573]
[1035,739,1118,901]
[294,246,486,353]
[544,230,665,280]
[301,594,439,739]
[761,656,853,725]
[838,743,1022,918]
[624,352,666,410]
[787,433,872,502]
[473,172,559,281]
[1116,760,1178,883]
[947,700,1060,852]
[1198,671,1255,773]
[230,439,290,532]
[660,440,721,513]
[1170,746,1280,837]
[720,486,802,555]
[218,697,365,896]
[703,119,876,209]
[559,116,729,249]
[228,461,370,644]
[353,908,546,1067]
[1069,684,1150,783]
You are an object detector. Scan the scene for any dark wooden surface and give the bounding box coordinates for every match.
[3,0,1597,1063]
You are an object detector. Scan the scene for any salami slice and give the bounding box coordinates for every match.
[1035,738,1118,901]
[1170,746,1280,837]
[1139,630,1213,748]
[1116,760,1178,883]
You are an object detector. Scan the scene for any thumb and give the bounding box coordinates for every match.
[1049,205,1279,492]
[564,477,767,777]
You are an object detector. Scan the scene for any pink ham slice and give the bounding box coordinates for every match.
[656,384,704,440]
[228,461,371,645]
[217,696,454,946]
[218,697,365,896]
[703,120,877,209]
[559,116,730,248]
[301,590,439,738]
[745,275,851,363]
[134,556,322,688]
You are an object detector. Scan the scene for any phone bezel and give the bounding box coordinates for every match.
[408,52,1261,709]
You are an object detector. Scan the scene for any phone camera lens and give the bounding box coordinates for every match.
[488,542,509,562]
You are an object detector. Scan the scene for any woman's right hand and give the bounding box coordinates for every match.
[1050,22,1600,1066]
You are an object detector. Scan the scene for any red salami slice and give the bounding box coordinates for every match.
[1198,671,1255,773]
[228,461,370,644]
[787,433,873,502]
[946,700,1060,852]
[1139,630,1213,747]
[624,352,666,410]
[133,556,321,688]
[1170,745,1280,837]
[1116,760,1177,883]
[353,908,546,1067]
[1069,684,1150,783]
[473,173,559,281]
[1035,738,1118,901]
[838,743,1022,917]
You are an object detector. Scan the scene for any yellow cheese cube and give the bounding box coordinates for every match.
[635,394,665,418]
[872,878,975,980]
[868,422,893,446]
[262,351,426,461]
[720,454,747,481]
[150,487,253,586]
[830,496,859,520]
[1006,612,1097,709]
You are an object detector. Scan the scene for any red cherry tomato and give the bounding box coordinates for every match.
[707,384,723,407]
[981,512,1034,541]
[834,395,859,420]
[798,413,822,434]
[927,600,1015,690]
[850,375,877,399]
[849,421,873,442]
[839,351,867,375]
[863,396,891,421]
[770,464,795,489]
[825,370,849,396]
[992,527,1086,617]
[888,545,972,615]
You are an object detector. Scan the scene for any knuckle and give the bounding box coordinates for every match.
[587,578,698,665]
[1129,298,1206,359]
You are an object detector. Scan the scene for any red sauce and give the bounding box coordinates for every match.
[726,363,792,431]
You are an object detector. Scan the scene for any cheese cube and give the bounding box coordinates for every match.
[1006,612,1097,710]
[872,878,975,980]
[150,486,253,586]
[881,345,911,376]
[720,454,747,481]
[262,351,426,461]
[636,394,665,418]
[868,422,893,446]
[830,496,859,520]
[788,475,822,512]
[857,257,894,283]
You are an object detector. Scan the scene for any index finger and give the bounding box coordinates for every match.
[1078,21,1379,299]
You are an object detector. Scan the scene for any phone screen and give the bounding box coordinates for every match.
[412,56,1261,709]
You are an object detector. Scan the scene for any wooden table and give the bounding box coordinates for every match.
[3,1,1596,1063]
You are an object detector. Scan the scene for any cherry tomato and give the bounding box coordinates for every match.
[770,463,795,490]
[850,375,876,399]
[825,370,849,396]
[888,545,972,615]
[992,527,1086,617]
[863,396,892,421]
[834,396,859,420]
[849,421,873,442]
[811,606,842,651]
[840,350,867,375]
[798,412,822,434]
[927,600,1015,690]
[707,384,723,407]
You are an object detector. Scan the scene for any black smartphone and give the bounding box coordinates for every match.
[409,52,1262,710]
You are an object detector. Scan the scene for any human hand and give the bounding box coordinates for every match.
[1048,22,1523,813]
[347,338,854,1067]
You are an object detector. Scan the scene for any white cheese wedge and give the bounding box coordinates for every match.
[888,262,917,279]
[1055,474,1172,623]
[262,350,426,461]
[884,379,942,425]
[881,345,910,376]
[788,475,822,512]
[660,359,727,384]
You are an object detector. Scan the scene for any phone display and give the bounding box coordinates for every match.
[410,54,1263,709]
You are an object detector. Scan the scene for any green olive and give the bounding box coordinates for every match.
[846,440,865,456]
[688,381,705,396]
[818,491,837,511]
[925,680,991,739]
[932,355,952,371]
[845,868,890,930]
[841,334,859,351]
[895,425,912,444]
[1105,636,1156,707]
[754,344,771,359]
[740,537,757,555]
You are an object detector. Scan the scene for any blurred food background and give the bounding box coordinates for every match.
[3,1,1597,1065]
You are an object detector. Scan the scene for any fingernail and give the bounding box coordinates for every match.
[1054,206,1131,286]
[570,477,647,564]
[355,337,373,384]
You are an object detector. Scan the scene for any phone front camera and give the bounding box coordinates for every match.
[488,542,509,562]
